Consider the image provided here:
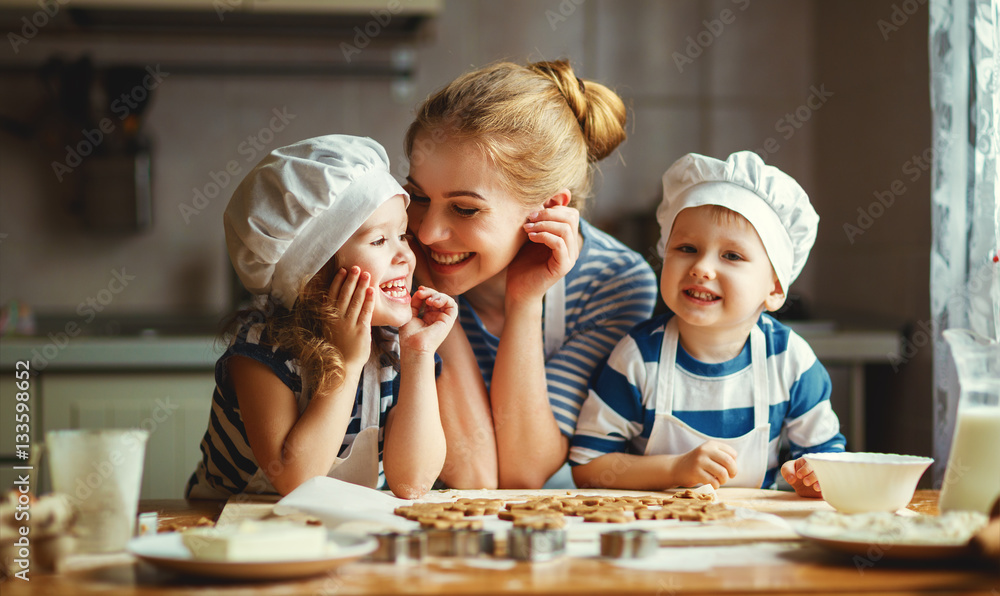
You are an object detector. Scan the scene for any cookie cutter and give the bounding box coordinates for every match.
[600,529,658,559]
[368,531,427,563]
[423,528,495,557]
[507,526,566,562]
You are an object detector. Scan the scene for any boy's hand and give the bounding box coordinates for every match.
[399,286,457,354]
[326,266,374,368]
[781,457,822,498]
[671,440,739,489]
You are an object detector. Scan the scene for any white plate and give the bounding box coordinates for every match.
[796,526,976,561]
[128,531,377,580]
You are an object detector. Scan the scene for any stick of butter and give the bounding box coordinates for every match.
[181,521,330,561]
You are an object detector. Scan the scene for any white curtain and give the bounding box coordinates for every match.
[929,0,1000,486]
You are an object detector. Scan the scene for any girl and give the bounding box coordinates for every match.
[404,60,659,489]
[185,135,455,500]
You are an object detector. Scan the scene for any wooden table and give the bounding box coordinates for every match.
[2,490,996,595]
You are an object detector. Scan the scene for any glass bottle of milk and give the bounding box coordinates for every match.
[939,329,1000,515]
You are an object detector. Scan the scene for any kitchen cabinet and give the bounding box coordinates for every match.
[39,373,215,499]
[0,335,223,499]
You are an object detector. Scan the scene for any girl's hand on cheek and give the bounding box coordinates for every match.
[399,286,458,353]
[506,205,582,304]
[326,266,374,367]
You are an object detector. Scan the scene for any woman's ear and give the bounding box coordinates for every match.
[764,278,787,312]
[542,188,572,209]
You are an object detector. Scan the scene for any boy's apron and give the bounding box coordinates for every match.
[247,358,382,492]
[643,317,771,489]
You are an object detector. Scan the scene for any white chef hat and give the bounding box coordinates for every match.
[224,135,408,309]
[655,151,818,293]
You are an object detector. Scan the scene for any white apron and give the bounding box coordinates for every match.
[246,356,382,493]
[543,278,566,359]
[542,279,578,489]
[644,317,771,489]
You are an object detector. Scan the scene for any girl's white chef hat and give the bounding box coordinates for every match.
[224,135,408,309]
[655,151,819,293]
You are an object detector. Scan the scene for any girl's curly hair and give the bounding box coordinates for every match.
[224,258,395,397]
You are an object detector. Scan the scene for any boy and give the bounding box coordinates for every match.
[569,151,845,496]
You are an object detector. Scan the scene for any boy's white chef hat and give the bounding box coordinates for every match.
[655,151,818,293]
[224,135,408,309]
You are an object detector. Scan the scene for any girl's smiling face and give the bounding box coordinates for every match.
[404,133,539,297]
[661,205,785,336]
[335,195,415,327]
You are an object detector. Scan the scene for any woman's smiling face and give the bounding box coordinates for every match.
[405,133,537,296]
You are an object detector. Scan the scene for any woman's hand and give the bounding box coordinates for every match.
[326,266,374,367]
[505,205,582,305]
[400,286,458,354]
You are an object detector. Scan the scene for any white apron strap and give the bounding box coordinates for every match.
[654,317,681,416]
[543,278,567,360]
[749,325,769,428]
[360,353,381,431]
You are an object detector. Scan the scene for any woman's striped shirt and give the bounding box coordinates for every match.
[459,219,659,437]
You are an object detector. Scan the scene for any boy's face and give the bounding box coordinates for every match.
[660,205,785,335]
[336,195,415,327]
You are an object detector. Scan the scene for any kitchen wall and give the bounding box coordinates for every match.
[0,1,932,458]
[1,0,820,316]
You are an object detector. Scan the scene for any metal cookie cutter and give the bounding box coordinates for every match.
[368,531,427,563]
[423,528,496,557]
[600,529,658,559]
[507,527,566,562]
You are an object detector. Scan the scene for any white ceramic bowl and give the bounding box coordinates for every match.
[803,452,934,514]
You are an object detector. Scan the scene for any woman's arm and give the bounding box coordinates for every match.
[489,204,581,488]
[233,355,363,495]
[492,298,567,488]
[429,319,499,489]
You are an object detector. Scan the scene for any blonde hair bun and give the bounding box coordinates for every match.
[405,58,628,208]
[528,59,627,162]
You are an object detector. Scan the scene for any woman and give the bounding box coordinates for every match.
[403,59,658,488]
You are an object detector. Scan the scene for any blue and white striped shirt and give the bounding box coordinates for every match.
[185,323,401,498]
[569,313,846,488]
[460,219,659,437]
